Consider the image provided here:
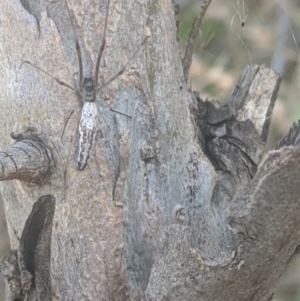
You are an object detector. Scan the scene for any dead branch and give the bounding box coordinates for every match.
[182,0,213,82]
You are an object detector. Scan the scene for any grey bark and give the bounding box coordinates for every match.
[0,195,55,301]
[0,0,299,300]
[0,128,53,184]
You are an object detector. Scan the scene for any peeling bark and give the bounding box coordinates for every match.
[0,1,299,301]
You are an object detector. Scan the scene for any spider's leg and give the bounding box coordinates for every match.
[20,61,77,92]
[109,109,132,118]
[65,0,83,91]
[97,36,148,93]
[93,0,111,101]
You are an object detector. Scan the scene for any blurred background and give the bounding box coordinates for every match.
[1,0,300,300]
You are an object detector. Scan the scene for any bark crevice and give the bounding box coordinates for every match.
[1,1,299,300]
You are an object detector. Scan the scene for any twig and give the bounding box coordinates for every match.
[182,0,213,82]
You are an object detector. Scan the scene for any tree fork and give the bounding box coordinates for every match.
[1,0,300,300]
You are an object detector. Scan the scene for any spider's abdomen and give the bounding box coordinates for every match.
[77,102,98,170]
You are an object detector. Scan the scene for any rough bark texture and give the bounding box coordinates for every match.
[0,195,55,301]
[0,0,299,300]
[0,128,53,184]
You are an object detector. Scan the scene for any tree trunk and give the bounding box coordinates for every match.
[0,0,299,300]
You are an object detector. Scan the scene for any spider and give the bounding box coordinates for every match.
[230,0,248,29]
[22,0,147,170]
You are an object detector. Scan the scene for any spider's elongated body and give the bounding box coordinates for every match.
[22,0,147,170]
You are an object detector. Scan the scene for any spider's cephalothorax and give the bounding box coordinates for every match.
[83,77,95,103]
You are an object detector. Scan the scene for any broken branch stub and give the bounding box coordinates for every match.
[198,65,280,191]
[213,66,279,200]
[0,129,53,184]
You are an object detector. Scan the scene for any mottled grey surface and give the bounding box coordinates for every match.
[0,193,10,301]
[0,0,300,300]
